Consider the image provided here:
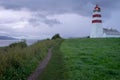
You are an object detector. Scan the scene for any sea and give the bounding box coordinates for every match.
[0,39,39,47]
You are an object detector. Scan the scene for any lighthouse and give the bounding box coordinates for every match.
[90,5,103,38]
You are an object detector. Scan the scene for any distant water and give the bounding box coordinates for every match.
[0,39,38,47]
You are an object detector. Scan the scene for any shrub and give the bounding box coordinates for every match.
[9,41,27,48]
[51,34,62,40]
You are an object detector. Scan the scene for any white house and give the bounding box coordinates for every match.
[103,28,120,38]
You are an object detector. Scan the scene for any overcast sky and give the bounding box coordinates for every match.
[0,0,120,39]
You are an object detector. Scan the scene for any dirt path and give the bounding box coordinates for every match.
[27,48,53,80]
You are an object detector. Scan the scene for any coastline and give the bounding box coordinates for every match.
[0,39,38,47]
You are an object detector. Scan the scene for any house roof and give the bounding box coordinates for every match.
[103,28,120,35]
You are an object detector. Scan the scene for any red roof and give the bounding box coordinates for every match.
[94,4,100,10]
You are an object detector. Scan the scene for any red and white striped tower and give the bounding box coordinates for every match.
[90,5,103,38]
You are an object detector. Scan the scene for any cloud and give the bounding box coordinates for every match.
[0,6,62,38]
[0,6,92,39]
[0,0,120,39]
[0,0,120,17]
[49,13,92,38]
[28,12,61,27]
[0,7,59,39]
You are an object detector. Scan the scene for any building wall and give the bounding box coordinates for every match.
[103,33,120,38]
[90,23,103,38]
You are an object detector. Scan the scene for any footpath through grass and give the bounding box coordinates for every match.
[0,39,58,80]
[38,39,68,80]
[60,38,120,80]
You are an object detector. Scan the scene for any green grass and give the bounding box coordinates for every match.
[38,39,68,80]
[60,38,120,80]
[0,39,58,80]
[2,38,119,80]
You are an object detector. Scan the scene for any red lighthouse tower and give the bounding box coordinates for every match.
[90,5,103,38]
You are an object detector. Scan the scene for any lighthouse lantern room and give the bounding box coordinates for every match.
[90,5,103,38]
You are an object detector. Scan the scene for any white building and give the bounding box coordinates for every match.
[90,5,103,38]
[90,5,120,38]
[103,28,120,38]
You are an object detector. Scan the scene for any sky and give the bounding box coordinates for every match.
[0,0,120,39]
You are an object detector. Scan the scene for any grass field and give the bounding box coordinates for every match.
[60,38,120,80]
[39,38,120,80]
[1,38,120,80]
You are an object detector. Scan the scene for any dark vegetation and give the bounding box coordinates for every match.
[0,39,59,80]
[9,40,27,48]
[51,34,62,40]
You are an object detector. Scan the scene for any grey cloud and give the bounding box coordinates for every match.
[0,19,19,24]
[44,19,61,26]
[1,0,120,17]
[29,13,61,27]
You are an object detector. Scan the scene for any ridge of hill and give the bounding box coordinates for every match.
[0,36,16,40]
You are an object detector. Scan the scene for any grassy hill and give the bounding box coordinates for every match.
[39,38,120,80]
[0,38,120,80]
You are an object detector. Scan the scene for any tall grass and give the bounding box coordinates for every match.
[0,39,58,80]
